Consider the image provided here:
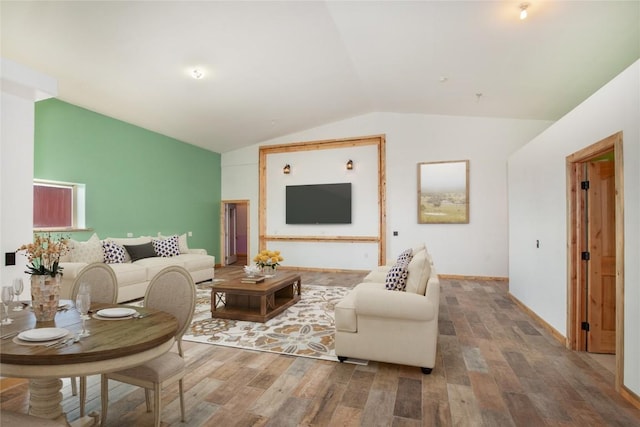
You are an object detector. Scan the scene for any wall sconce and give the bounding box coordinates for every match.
[283,164,291,174]
[346,160,354,170]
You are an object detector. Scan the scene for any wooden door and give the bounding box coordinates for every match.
[586,160,616,354]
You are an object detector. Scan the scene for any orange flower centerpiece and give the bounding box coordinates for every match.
[253,249,284,278]
[17,233,70,322]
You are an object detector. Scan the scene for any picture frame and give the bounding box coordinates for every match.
[418,160,469,224]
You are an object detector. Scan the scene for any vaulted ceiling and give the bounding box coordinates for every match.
[2,1,638,153]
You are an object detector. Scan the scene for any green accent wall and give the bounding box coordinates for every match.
[34,99,221,260]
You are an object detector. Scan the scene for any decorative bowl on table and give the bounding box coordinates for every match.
[243,265,261,277]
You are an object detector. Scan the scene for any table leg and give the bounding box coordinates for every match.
[29,378,64,419]
[28,378,99,426]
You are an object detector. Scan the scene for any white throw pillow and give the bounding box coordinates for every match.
[178,233,189,253]
[412,243,426,254]
[405,251,430,294]
[69,233,103,264]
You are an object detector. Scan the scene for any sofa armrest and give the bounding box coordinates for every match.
[186,248,207,255]
[355,288,436,321]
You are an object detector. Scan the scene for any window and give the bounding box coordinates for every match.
[33,179,86,230]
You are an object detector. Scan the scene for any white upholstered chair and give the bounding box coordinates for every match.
[70,262,118,417]
[100,266,196,427]
[334,248,440,374]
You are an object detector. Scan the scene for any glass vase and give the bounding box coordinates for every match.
[261,265,277,278]
[30,274,61,322]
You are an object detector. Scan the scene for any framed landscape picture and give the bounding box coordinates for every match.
[418,160,469,224]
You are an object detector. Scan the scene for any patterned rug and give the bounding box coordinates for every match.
[182,284,351,362]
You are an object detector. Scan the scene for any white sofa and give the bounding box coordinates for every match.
[59,234,214,303]
[334,245,440,373]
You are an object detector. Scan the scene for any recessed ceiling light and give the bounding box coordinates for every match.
[191,68,204,80]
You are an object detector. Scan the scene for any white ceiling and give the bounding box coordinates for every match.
[2,1,639,153]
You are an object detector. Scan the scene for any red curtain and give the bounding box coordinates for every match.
[33,185,72,228]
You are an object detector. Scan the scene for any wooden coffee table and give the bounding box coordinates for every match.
[210,273,302,322]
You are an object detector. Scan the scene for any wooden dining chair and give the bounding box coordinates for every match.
[69,262,118,417]
[100,266,196,427]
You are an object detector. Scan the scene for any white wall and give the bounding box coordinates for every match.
[1,58,57,297]
[508,60,639,394]
[222,112,552,276]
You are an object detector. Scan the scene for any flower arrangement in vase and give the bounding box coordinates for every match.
[16,233,70,322]
[17,233,69,277]
[253,249,283,278]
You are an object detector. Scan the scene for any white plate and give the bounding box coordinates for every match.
[96,308,137,318]
[18,328,69,342]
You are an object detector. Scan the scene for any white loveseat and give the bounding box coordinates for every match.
[59,234,215,302]
[334,244,440,373]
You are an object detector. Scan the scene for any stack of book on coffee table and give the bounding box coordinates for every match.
[241,275,266,284]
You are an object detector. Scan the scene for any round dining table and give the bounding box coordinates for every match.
[0,300,178,426]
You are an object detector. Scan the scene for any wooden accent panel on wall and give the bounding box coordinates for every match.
[258,135,386,266]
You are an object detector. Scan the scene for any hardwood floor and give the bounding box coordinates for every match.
[2,266,640,426]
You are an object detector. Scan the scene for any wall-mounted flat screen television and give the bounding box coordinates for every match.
[286,183,352,224]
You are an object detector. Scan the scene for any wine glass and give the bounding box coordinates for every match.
[12,278,24,311]
[75,290,91,337]
[1,286,14,325]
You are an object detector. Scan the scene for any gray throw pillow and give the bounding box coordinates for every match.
[124,242,157,262]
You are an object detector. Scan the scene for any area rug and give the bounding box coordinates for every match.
[182,284,351,362]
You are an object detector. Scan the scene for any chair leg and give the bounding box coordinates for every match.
[71,376,78,396]
[179,379,185,422]
[154,383,161,427]
[145,389,152,412]
[100,375,109,427]
[79,376,87,417]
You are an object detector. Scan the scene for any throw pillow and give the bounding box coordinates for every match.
[405,250,429,294]
[102,240,126,264]
[385,261,409,291]
[396,248,413,264]
[69,233,103,264]
[178,233,189,253]
[107,236,152,262]
[124,242,157,262]
[158,233,189,254]
[152,235,180,257]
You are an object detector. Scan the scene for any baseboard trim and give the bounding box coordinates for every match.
[439,274,508,282]
[621,385,640,410]
[507,291,567,345]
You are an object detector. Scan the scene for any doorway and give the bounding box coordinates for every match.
[566,131,624,391]
[220,200,249,267]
